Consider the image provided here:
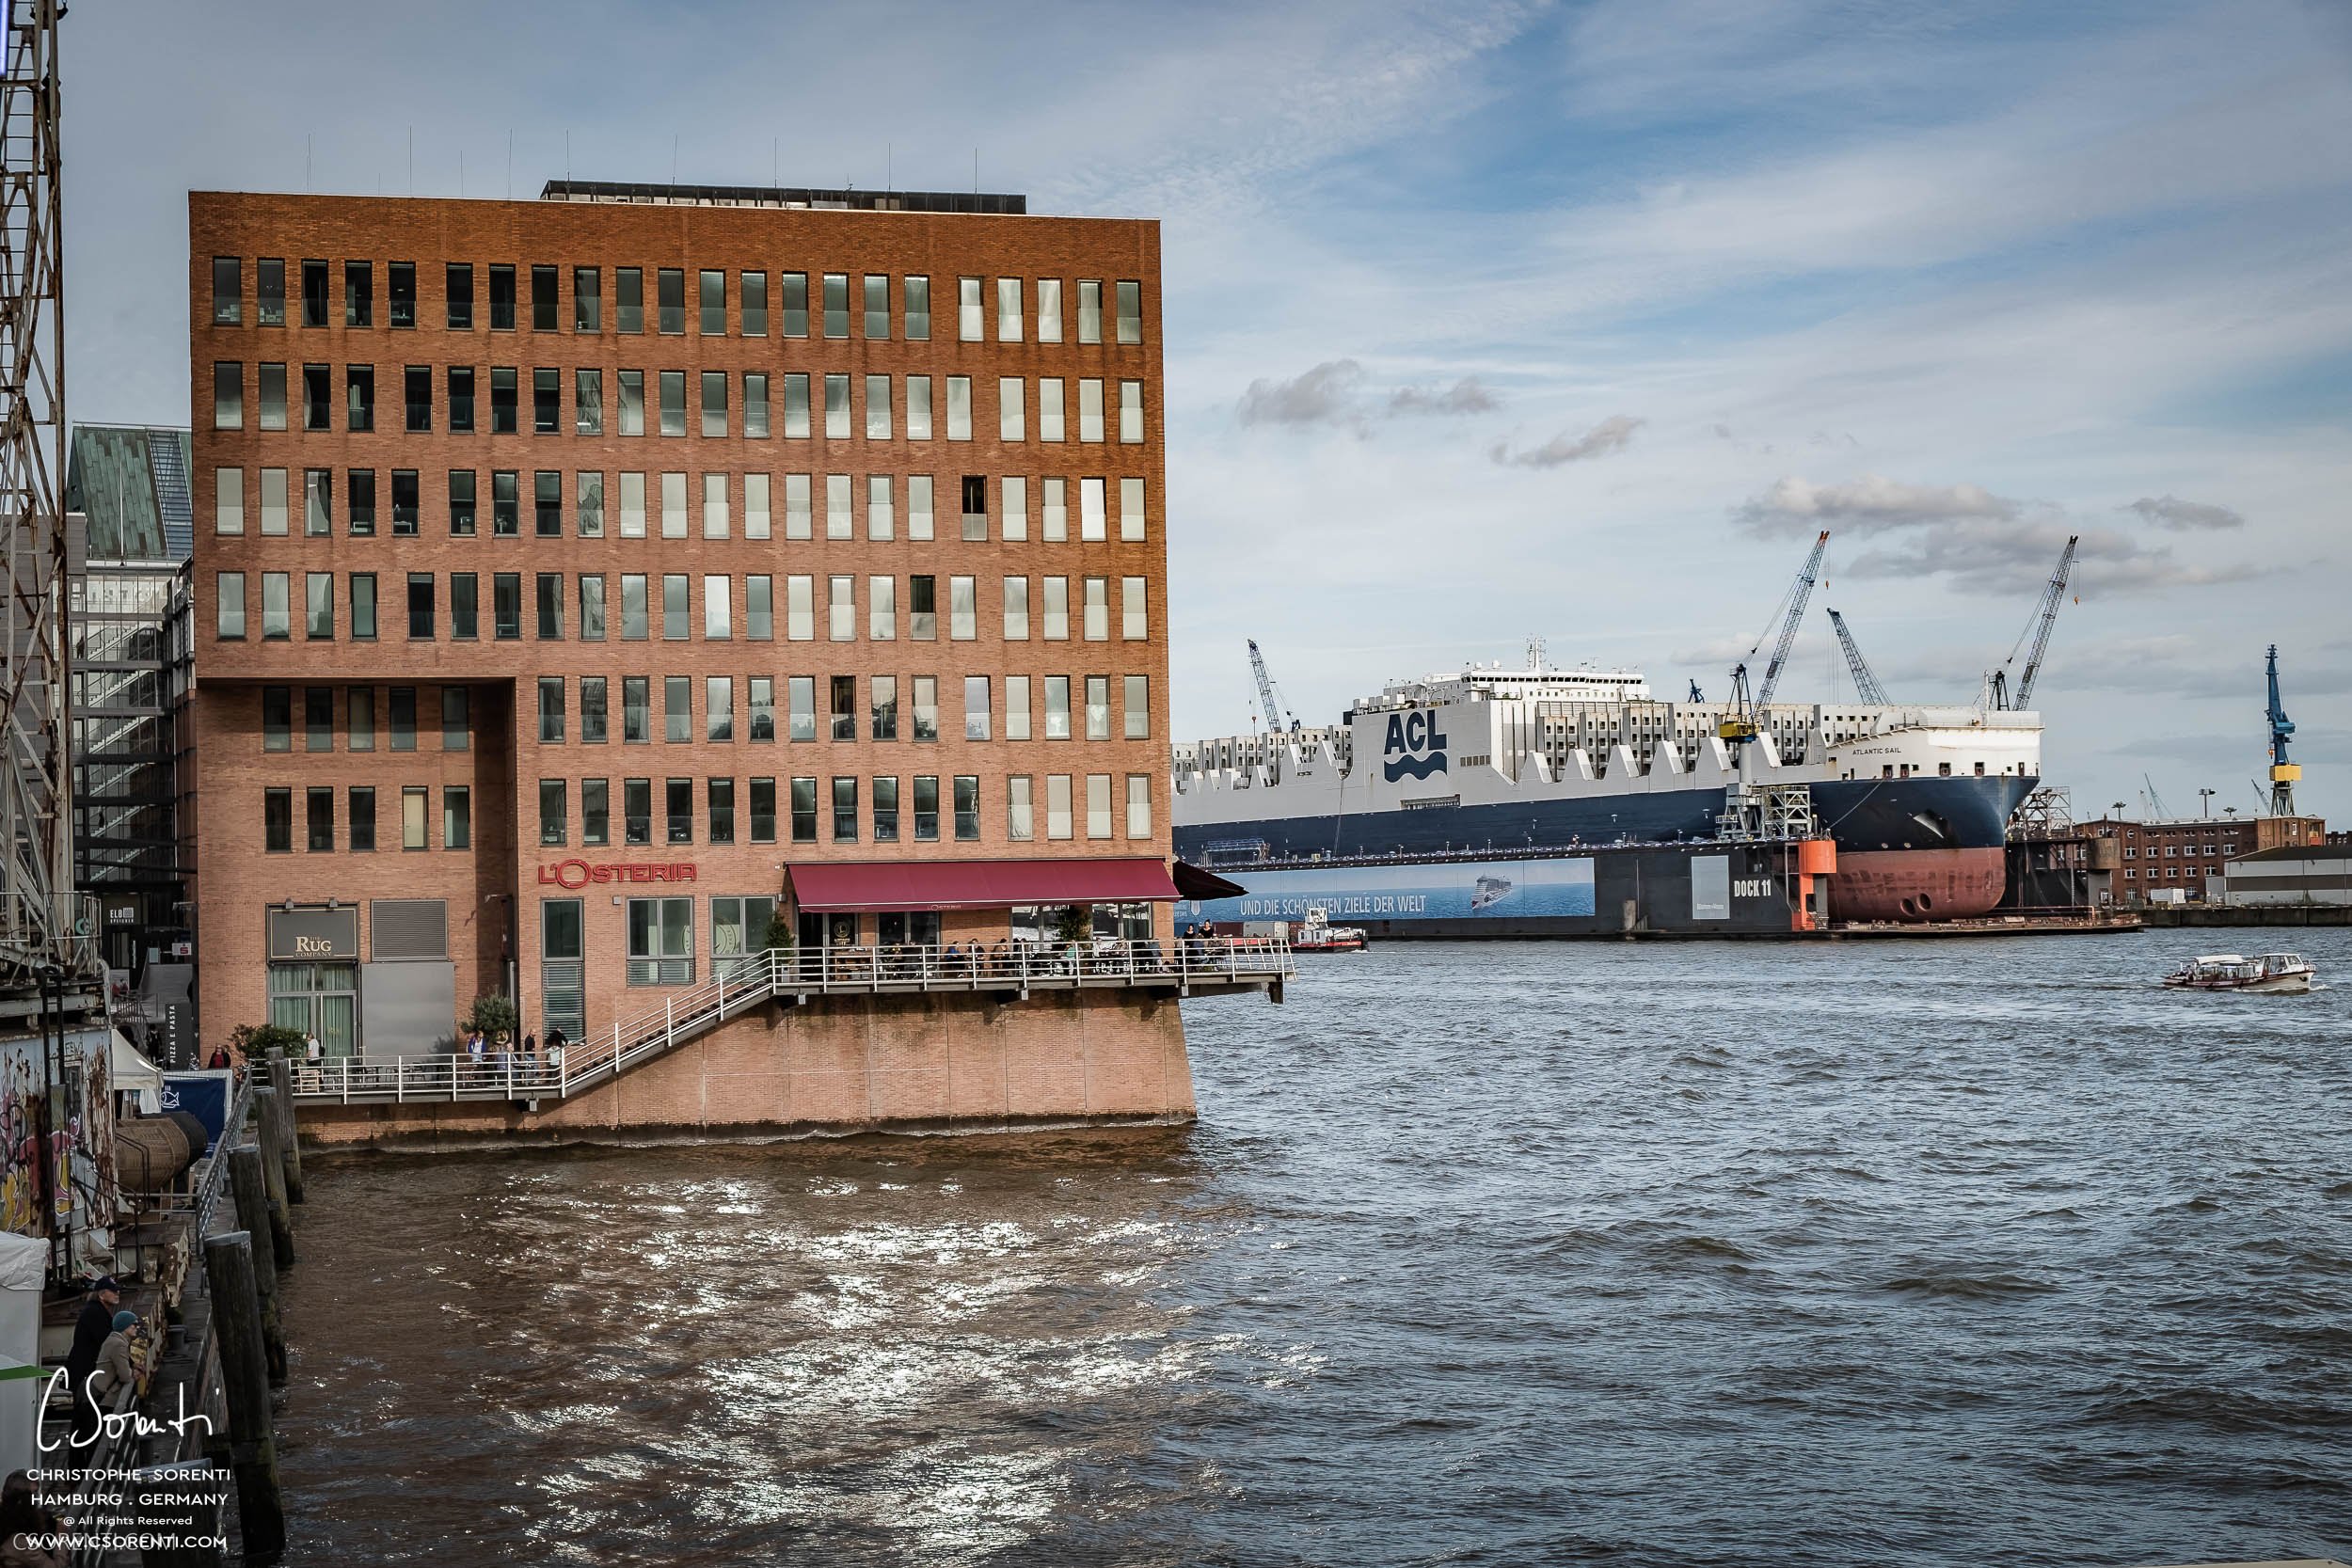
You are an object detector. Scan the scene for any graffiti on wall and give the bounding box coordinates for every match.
[0,1030,119,1246]
[0,1043,41,1237]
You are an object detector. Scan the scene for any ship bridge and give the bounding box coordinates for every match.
[1352,664,1651,714]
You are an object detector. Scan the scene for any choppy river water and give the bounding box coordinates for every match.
[278,931,2352,1566]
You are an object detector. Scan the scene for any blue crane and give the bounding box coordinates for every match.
[1721,530,1831,753]
[1247,640,1296,734]
[1989,535,2078,709]
[2265,643,2298,816]
[1826,609,1891,705]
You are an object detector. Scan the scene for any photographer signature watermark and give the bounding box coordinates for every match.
[33,1367,213,1451]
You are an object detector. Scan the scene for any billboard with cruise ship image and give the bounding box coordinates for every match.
[1178,857,1597,925]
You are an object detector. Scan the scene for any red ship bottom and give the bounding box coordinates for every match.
[1830,847,2007,922]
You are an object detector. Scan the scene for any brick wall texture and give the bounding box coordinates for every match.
[296,989,1197,1148]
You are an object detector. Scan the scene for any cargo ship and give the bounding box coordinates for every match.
[1170,660,2041,930]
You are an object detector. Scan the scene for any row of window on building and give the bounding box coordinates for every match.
[262,770,1153,853]
[211,260,1146,346]
[548,894,786,1002]
[260,673,1153,752]
[211,364,1148,446]
[274,894,1160,1052]
[218,569,1151,645]
[211,466,1149,544]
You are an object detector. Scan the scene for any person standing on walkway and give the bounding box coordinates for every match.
[87,1312,141,1409]
[61,1277,119,1449]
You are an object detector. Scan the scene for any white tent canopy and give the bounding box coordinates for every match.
[112,1028,163,1110]
[0,1229,48,1477]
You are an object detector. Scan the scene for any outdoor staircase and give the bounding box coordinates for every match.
[291,938,1292,1106]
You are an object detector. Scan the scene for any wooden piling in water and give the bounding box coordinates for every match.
[250,1086,297,1268]
[262,1055,306,1203]
[202,1230,286,1559]
[227,1144,290,1386]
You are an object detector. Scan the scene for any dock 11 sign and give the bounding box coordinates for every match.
[1179,857,1597,924]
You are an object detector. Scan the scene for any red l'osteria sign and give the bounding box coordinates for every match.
[537,859,699,889]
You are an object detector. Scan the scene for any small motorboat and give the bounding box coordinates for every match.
[1291,906,1368,953]
[2162,953,2315,993]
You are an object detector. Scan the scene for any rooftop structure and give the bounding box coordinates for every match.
[540,180,1026,214]
[64,423,195,562]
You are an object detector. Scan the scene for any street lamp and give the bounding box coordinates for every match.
[2199,787,2215,817]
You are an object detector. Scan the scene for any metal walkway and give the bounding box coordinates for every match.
[292,937,1293,1106]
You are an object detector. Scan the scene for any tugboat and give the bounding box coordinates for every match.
[1292,906,1368,954]
[2162,953,2316,993]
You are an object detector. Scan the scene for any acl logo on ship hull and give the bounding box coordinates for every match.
[1382,710,1449,783]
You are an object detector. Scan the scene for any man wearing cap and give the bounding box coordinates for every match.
[62,1276,119,1449]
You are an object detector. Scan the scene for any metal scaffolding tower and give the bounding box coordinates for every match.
[0,0,81,993]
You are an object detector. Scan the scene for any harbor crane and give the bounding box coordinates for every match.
[1720,529,1831,752]
[1988,534,2078,710]
[1247,640,1298,734]
[1825,609,1891,705]
[2265,643,2298,816]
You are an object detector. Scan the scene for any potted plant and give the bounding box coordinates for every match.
[467,993,519,1050]
[229,1022,307,1063]
[759,909,795,953]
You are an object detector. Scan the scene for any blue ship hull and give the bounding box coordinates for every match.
[1173,773,2036,863]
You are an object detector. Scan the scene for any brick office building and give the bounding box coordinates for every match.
[2081,813,2327,902]
[189,182,1182,1073]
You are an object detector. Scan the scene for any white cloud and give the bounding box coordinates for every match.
[1842,519,2256,595]
[1734,473,2018,536]
[2126,494,2244,531]
[1236,359,1368,430]
[1491,414,1645,467]
[1732,475,2258,594]
[1389,377,1501,416]
[1237,361,1503,434]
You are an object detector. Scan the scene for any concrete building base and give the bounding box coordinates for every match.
[295,990,1195,1150]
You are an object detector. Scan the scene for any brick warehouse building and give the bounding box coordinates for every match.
[2081,813,2326,902]
[185,183,1243,1135]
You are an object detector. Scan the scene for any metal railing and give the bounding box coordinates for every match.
[57,1070,254,1566]
[294,937,1292,1104]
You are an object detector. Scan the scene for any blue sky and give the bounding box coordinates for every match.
[72,0,2352,822]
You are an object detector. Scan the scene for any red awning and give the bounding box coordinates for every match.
[785,857,1181,913]
[1172,861,1249,901]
